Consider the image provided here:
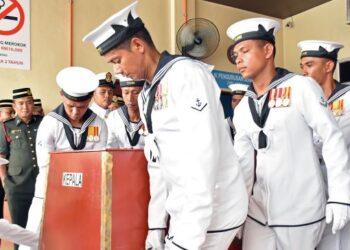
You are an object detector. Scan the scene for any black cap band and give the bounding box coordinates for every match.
[62,90,93,102]
[0,99,13,108]
[232,90,246,96]
[33,98,42,107]
[120,80,145,88]
[300,47,340,61]
[97,13,145,55]
[231,24,276,49]
[13,88,33,99]
[98,79,115,88]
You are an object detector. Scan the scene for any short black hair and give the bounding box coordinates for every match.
[257,40,276,59]
[118,27,156,50]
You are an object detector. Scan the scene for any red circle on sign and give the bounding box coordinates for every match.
[0,0,25,35]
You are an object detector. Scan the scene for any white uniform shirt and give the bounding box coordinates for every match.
[314,83,350,250]
[0,219,38,249]
[35,108,107,174]
[106,105,144,149]
[328,83,350,151]
[234,69,350,226]
[21,105,108,250]
[139,53,248,249]
[89,102,111,120]
[314,83,350,179]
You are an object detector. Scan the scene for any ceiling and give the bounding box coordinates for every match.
[204,0,331,19]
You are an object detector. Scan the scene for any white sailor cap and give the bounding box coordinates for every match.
[228,83,248,95]
[297,40,344,61]
[227,18,280,49]
[82,1,145,56]
[56,66,99,102]
[0,157,9,165]
[97,72,116,88]
[117,74,145,88]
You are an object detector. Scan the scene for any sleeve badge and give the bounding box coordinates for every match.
[190,98,208,112]
[319,96,327,107]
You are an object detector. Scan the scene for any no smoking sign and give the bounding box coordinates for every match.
[0,0,25,35]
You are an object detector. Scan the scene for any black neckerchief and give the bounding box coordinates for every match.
[141,51,188,133]
[117,105,142,146]
[48,103,96,150]
[126,127,141,146]
[246,68,294,149]
[328,81,350,104]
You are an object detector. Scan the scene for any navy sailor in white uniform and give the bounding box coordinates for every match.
[83,1,248,249]
[298,40,350,250]
[89,71,116,120]
[226,18,350,250]
[226,83,248,141]
[106,75,145,148]
[20,66,108,250]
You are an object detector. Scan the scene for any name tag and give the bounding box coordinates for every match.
[62,172,83,188]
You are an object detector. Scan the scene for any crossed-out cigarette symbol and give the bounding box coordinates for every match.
[0,0,18,21]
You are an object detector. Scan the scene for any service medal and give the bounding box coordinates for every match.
[268,99,275,108]
[87,126,99,142]
[282,87,291,107]
[282,98,290,107]
[331,99,344,117]
[275,98,282,107]
[275,87,283,108]
[268,88,277,108]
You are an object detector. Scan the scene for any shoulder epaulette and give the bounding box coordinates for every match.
[3,118,15,123]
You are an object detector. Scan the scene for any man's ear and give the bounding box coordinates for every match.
[264,43,274,60]
[130,37,145,53]
[325,60,336,74]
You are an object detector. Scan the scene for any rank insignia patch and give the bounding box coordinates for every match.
[191,98,208,112]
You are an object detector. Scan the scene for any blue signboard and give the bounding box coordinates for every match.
[212,69,250,89]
